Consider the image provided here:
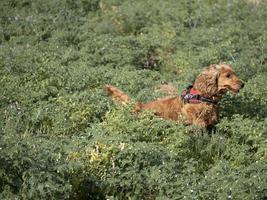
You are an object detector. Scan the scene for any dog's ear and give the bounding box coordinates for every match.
[194,65,221,96]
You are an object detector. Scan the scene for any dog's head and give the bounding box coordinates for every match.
[194,63,244,97]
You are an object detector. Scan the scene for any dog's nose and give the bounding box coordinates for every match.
[241,82,245,88]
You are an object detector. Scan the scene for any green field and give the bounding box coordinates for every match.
[0,0,267,199]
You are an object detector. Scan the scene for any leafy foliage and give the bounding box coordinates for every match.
[0,0,267,199]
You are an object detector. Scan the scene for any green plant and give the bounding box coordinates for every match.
[1,0,267,199]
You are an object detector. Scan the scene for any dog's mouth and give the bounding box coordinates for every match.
[231,88,240,93]
[226,86,241,94]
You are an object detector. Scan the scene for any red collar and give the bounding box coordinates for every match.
[181,85,218,104]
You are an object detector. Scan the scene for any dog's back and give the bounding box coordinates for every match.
[141,96,183,121]
[104,85,183,121]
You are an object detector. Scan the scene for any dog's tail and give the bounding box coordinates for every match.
[104,85,130,105]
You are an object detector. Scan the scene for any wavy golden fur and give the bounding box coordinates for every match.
[105,63,244,129]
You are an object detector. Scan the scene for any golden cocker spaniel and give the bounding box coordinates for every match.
[105,63,244,129]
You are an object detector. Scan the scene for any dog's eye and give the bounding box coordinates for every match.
[226,74,231,78]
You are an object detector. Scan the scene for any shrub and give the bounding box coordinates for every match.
[0,0,267,199]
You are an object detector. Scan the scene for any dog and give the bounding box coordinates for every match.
[105,63,244,129]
